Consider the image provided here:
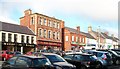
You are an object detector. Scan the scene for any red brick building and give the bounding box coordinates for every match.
[20,9,64,51]
[63,26,86,51]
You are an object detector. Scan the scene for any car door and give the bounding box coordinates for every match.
[2,56,17,69]
[72,54,82,67]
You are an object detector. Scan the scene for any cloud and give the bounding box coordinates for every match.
[0,0,119,21]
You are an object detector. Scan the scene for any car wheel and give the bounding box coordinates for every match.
[116,60,120,65]
[80,66,86,69]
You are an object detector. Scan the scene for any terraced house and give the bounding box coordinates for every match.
[0,21,36,54]
[63,26,86,51]
[20,9,64,51]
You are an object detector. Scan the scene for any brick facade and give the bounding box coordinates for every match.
[20,9,64,51]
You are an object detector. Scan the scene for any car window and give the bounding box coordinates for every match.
[33,58,51,67]
[7,56,17,65]
[16,57,31,67]
[45,55,66,63]
[97,53,103,57]
[73,55,81,60]
[63,54,73,60]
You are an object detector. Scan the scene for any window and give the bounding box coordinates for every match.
[57,23,59,29]
[16,57,32,67]
[39,29,42,37]
[79,37,81,42]
[44,18,47,26]
[57,32,59,40]
[66,36,68,41]
[8,33,12,42]
[48,20,51,27]
[31,37,34,44]
[48,31,51,38]
[43,30,47,38]
[53,32,55,39]
[14,34,17,42]
[82,38,84,42]
[2,33,6,42]
[76,37,78,42]
[72,36,74,41]
[26,36,29,43]
[53,23,55,28]
[39,17,42,25]
[7,57,17,65]
[31,17,34,25]
[21,35,24,43]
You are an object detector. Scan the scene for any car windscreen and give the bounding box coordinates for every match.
[33,58,51,67]
[45,55,66,63]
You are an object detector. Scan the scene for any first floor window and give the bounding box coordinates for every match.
[66,36,68,41]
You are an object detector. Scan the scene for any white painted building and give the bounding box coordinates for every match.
[81,32,97,49]
[0,21,36,54]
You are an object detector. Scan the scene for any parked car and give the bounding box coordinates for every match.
[108,49,120,65]
[1,50,14,61]
[63,53,102,69]
[41,53,76,69]
[86,50,113,67]
[1,55,54,69]
[97,49,120,65]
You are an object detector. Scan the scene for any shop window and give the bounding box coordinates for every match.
[2,33,6,42]
[14,34,17,42]
[26,36,29,43]
[8,33,12,42]
[21,35,24,43]
[31,37,34,44]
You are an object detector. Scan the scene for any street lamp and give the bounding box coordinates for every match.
[98,26,101,49]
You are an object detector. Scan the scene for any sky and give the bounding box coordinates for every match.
[0,0,119,37]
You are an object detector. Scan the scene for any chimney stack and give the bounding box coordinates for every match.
[88,26,92,32]
[24,9,32,16]
[76,26,80,32]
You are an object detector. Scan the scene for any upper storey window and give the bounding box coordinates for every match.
[31,17,34,25]
[44,18,47,26]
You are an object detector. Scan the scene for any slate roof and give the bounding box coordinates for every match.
[65,27,86,36]
[0,21,35,35]
[92,31,105,38]
[80,32,95,39]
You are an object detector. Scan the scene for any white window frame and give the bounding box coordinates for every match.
[66,36,68,41]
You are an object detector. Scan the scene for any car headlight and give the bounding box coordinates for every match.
[56,66,62,69]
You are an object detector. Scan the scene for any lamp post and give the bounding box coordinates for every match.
[98,26,101,49]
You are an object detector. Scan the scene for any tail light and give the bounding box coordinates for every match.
[102,54,107,60]
[87,62,91,64]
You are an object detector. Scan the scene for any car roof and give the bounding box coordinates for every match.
[19,55,47,59]
[41,53,58,55]
[65,53,93,56]
[89,50,108,53]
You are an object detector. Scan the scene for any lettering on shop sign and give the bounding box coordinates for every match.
[3,43,15,45]
[26,44,34,47]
